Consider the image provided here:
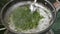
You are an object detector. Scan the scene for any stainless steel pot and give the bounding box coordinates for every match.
[0,0,60,34]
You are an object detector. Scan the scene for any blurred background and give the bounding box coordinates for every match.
[0,0,60,34]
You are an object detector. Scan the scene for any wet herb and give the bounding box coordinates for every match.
[9,5,44,31]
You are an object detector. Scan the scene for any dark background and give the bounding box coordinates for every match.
[0,0,60,34]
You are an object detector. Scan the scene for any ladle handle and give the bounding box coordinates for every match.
[53,0,60,12]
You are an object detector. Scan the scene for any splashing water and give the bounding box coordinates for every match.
[30,0,37,13]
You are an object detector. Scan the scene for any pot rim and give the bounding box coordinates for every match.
[1,0,56,34]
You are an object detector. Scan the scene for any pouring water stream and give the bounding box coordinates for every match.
[30,0,37,13]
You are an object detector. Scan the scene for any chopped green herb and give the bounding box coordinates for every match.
[9,5,44,32]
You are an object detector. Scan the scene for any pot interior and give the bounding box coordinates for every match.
[1,0,55,34]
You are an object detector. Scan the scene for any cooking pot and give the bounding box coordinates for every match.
[0,0,60,34]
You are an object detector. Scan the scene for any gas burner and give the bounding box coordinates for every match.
[4,29,54,34]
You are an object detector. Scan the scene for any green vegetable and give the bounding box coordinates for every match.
[9,5,44,32]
